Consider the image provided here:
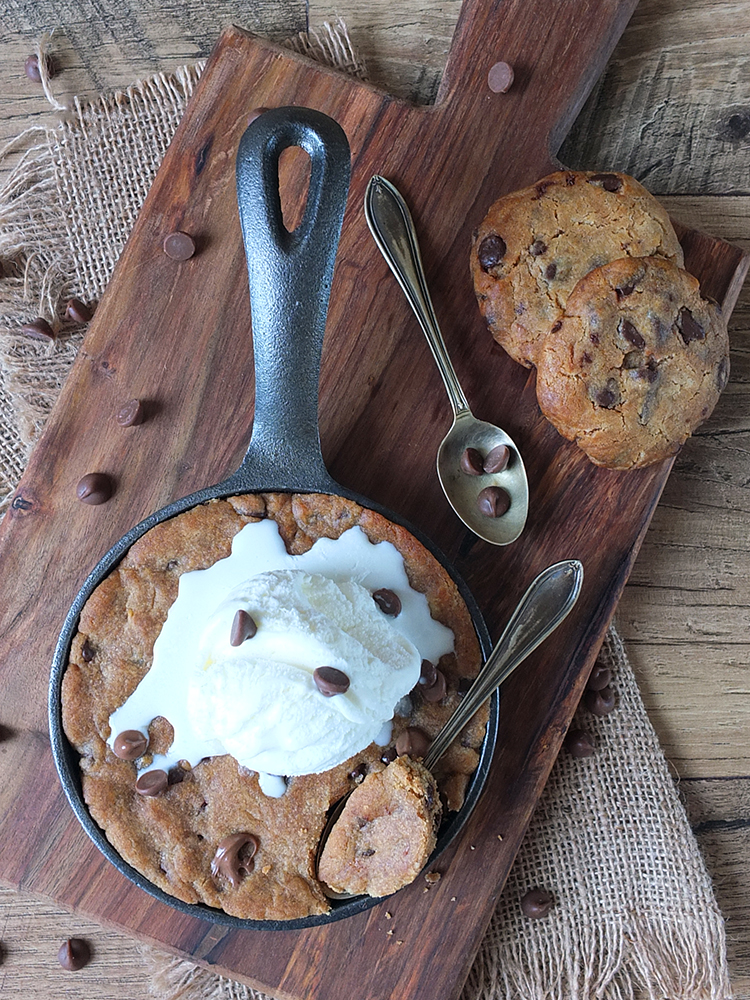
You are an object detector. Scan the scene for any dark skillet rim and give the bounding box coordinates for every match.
[49,480,499,931]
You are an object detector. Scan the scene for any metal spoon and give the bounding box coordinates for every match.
[364,175,529,546]
[316,557,584,898]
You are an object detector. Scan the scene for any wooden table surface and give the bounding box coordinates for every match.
[0,1,748,997]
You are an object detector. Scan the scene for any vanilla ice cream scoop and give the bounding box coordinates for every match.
[189,569,421,775]
[108,520,454,796]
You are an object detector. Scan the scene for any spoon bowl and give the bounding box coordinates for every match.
[365,175,529,545]
[316,557,584,899]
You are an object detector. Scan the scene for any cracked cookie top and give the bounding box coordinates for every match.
[470,170,684,368]
[534,256,729,470]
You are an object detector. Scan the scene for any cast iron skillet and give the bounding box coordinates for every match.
[49,107,498,930]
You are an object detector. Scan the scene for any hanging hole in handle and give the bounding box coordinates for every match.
[278,146,312,233]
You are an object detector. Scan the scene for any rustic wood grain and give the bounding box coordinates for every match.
[1,0,749,998]
[560,0,750,194]
[682,778,750,981]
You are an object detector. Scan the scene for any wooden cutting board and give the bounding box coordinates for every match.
[1,1,748,997]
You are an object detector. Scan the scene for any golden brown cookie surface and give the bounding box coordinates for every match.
[317,755,442,898]
[470,170,684,367]
[62,492,485,921]
[535,257,729,469]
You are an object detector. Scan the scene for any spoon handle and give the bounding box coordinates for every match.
[365,175,470,418]
[423,559,584,771]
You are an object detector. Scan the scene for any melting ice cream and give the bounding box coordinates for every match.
[108,520,454,796]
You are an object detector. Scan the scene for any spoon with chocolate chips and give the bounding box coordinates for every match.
[365,175,529,545]
[316,557,583,899]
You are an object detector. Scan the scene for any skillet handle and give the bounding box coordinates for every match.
[232,107,351,492]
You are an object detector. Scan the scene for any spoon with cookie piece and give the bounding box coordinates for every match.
[316,556,583,899]
[365,175,529,546]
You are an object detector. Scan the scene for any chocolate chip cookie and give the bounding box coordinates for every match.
[535,257,730,469]
[62,492,485,921]
[317,755,442,898]
[470,171,684,367]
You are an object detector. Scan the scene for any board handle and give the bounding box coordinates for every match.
[231,107,351,492]
[435,0,639,163]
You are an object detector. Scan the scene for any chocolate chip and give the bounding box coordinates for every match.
[581,351,593,365]
[113,730,149,760]
[25,53,55,82]
[457,677,473,697]
[211,832,259,887]
[419,659,438,687]
[460,447,485,476]
[590,332,600,345]
[529,240,547,257]
[544,262,557,280]
[586,662,611,691]
[395,727,430,758]
[521,888,555,918]
[535,180,554,198]
[563,728,596,758]
[21,318,55,342]
[348,763,367,784]
[81,638,95,662]
[593,380,620,409]
[57,938,90,971]
[477,485,511,518]
[588,172,622,192]
[168,763,190,785]
[584,685,616,716]
[76,472,113,505]
[421,669,447,703]
[477,234,506,271]
[230,609,257,646]
[487,61,514,93]
[677,307,705,343]
[116,398,145,426]
[619,318,646,349]
[483,444,510,474]
[313,666,350,696]
[380,746,397,764]
[163,231,196,260]
[616,281,637,299]
[551,320,563,334]
[65,298,93,323]
[135,769,168,796]
[373,588,401,616]
[637,359,659,383]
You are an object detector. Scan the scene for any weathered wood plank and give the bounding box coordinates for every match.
[681,777,750,987]
[309,0,461,103]
[0,882,151,1000]
[560,0,750,192]
[617,214,749,780]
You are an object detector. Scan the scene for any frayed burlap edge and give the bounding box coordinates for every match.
[0,22,732,1000]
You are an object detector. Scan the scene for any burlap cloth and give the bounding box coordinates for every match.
[0,26,732,1000]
